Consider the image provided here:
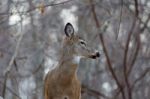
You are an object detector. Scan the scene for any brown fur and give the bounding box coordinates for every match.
[44,63,81,99]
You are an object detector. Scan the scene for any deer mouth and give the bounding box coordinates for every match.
[89,52,100,59]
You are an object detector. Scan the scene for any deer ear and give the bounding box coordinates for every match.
[64,23,74,37]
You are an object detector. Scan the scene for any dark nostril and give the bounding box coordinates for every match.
[64,96,69,99]
[96,52,100,57]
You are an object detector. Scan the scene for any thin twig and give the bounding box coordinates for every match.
[131,68,150,90]
[116,0,123,39]
[140,14,150,32]
[123,2,150,33]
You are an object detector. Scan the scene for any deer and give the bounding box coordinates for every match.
[44,23,100,99]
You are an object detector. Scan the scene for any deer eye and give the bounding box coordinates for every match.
[80,41,86,46]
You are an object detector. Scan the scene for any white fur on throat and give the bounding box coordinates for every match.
[72,56,81,64]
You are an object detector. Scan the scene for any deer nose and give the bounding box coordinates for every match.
[90,51,100,59]
[95,52,100,57]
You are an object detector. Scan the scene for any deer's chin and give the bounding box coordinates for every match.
[72,56,81,64]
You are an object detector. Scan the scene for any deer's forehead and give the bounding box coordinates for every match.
[65,35,81,42]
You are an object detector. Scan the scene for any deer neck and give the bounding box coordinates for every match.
[59,55,80,72]
[57,49,81,78]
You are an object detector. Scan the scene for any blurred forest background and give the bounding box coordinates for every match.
[0,0,150,99]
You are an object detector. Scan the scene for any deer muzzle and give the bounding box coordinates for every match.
[89,52,100,59]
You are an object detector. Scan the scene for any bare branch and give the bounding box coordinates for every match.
[127,34,140,76]
[131,68,150,90]
[123,2,150,33]
[0,0,74,16]
[81,84,110,99]
[134,0,139,17]
[0,81,21,99]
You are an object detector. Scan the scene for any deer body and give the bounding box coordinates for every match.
[44,61,81,99]
[44,23,99,99]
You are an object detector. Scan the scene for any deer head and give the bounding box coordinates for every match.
[62,23,100,64]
